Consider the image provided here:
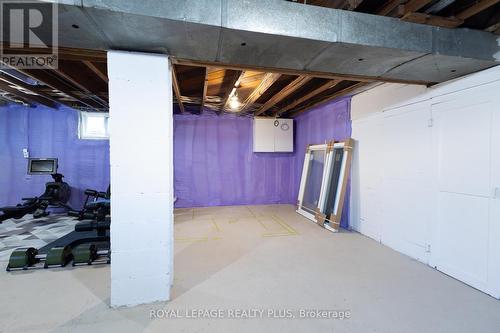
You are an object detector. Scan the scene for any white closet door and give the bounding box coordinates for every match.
[431,93,493,293]
[489,94,500,299]
[379,102,433,263]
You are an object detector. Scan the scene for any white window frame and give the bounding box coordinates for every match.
[296,140,352,233]
[78,111,110,140]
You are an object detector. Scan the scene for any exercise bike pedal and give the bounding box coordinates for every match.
[44,246,73,268]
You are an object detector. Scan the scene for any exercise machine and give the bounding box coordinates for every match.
[0,158,72,223]
[6,185,111,271]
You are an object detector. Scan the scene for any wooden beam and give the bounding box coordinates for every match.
[0,80,58,108]
[55,60,108,106]
[1,43,107,62]
[0,71,86,109]
[200,67,208,114]
[401,0,433,16]
[486,21,500,34]
[255,75,311,116]
[239,73,282,113]
[290,82,367,117]
[275,79,342,116]
[402,11,464,28]
[171,64,185,114]
[19,69,104,109]
[219,70,244,114]
[83,60,108,83]
[170,58,431,86]
[456,0,500,20]
[377,0,402,16]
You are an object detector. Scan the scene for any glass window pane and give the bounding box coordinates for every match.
[324,148,344,216]
[302,149,325,214]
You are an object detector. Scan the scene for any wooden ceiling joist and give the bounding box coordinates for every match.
[220,70,245,114]
[402,11,464,28]
[0,80,57,109]
[276,79,342,116]
[55,60,108,105]
[200,67,208,114]
[401,0,433,15]
[290,82,367,117]
[456,0,500,20]
[239,73,282,113]
[171,65,185,114]
[377,0,402,16]
[83,60,108,83]
[19,68,104,109]
[255,75,311,116]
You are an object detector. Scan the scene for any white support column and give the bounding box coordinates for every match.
[107,51,174,307]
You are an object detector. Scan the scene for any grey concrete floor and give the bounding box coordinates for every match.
[1,205,499,333]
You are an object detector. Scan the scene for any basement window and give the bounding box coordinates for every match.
[78,111,110,140]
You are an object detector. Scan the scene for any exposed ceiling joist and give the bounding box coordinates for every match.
[171,65,185,114]
[83,60,108,83]
[290,82,367,117]
[456,0,500,20]
[255,75,311,116]
[402,11,464,28]
[19,69,104,109]
[377,0,402,15]
[276,80,342,116]
[0,80,57,109]
[200,67,208,114]
[239,73,282,114]
[486,21,500,33]
[401,0,433,15]
[220,70,245,114]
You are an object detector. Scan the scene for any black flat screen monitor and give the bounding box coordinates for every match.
[27,158,58,175]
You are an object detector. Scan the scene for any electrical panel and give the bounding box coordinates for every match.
[253,118,293,152]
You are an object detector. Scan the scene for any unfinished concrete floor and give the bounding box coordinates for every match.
[1,205,499,333]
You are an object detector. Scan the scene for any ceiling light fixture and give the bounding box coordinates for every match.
[228,93,241,111]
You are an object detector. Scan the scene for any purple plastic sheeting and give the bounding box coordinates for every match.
[0,104,110,209]
[174,111,297,208]
[294,97,352,228]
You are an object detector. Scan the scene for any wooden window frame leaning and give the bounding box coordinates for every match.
[296,138,354,233]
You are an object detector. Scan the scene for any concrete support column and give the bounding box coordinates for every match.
[107,51,174,307]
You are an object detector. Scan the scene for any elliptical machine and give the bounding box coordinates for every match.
[0,158,72,223]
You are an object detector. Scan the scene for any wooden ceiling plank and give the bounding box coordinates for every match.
[275,79,342,116]
[255,75,312,116]
[171,64,185,114]
[456,0,500,20]
[220,70,244,114]
[83,60,108,83]
[290,82,366,117]
[486,21,500,34]
[239,73,282,113]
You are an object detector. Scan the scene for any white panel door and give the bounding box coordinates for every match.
[253,118,275,152]
[431,93,493,293]
[379,102,433,263]
[488,92,500,299]
[274,119,294,152]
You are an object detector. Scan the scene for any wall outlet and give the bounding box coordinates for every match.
[22,148,29,158]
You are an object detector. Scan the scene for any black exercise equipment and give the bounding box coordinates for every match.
[6,185,111,271]
[0,158,72,223]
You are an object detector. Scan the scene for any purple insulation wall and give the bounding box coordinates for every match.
[0,104,110,209]
[293,97,352,228]
[174,97,352,227]
[174,111,296,207]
